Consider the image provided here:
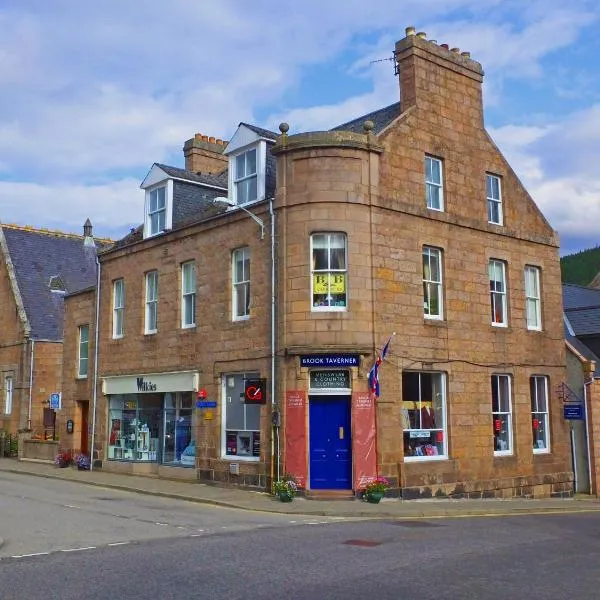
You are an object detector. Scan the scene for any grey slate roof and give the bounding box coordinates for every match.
[155,163,228,188]
[562,283,600,310]
[331,101,402,134]
[1,226,110,340]
[563,307,600,337]
[565,317,600,377]
[239,123,279,141]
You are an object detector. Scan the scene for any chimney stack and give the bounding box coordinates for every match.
[83,218,95,248]
[395,28,484,126]
[183,133,228,175]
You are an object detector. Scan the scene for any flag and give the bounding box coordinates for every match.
[368,335,393,398]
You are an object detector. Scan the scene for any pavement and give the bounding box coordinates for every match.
[1,457,600,522]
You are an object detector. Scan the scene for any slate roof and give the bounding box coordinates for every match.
[562,283,600,310]
[1,225,111,340]
[239,123,279,141]
[155,163,228,188]
[331,101,402,134]
[564,317,600,377]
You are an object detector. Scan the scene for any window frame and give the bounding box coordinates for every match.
[489,259,508,327]
[145,270,158,334]
[221,372,261,462]
[4,376,13,415]
[310,232,348,312]
[425,155,444,211]
[525,265,542,331]
[181,261,197,329]
[112,279,124,339]
[531,375,551,454]
[232,247,251,321]
[233,148,258,206]
[423,246,443,320]
[491,374,513,456]
[402,371,448,461]
[77,325,89,379]
[486,173,503,225]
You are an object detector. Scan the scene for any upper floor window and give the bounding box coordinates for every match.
[492,374,512,455]
[78,325,89,378]
[486,174,503,225]
[524,266,542,331]
[145,271,158,334]
[311,233,347,311]
[4,376,13,415]
[147,186,166,235]
[232,248,250,320]
[234,148,258,205]
[531,375,550,453]
[425,156,443,211]
[181,262,197,328]
[423,247,443,319]
[489,259,508,327]
[113,279,124,339]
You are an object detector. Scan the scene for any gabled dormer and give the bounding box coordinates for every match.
[224,123,277,206]
[140,164,174,239]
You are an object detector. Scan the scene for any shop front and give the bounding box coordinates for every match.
[101,371,199,469]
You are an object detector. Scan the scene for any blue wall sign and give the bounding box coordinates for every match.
[563,404,584,420]
[196,400,217,409]
[300,354,360,368]
[49,393,61,410]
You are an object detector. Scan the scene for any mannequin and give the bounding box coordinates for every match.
[420,405,436,429]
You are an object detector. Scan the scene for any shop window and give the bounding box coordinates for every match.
[531,375,550,453]
[311,232,347,311]
[163,392,194,465]
[402,371,447,460]
[78,325,89,378]
[4,376,13,415]
[181,262,197,328]
[222,372,261,460]
[423,246,443,319]
[492,374,512,455]
[113,279,124,338]
[489,259,508,326]
[232,247,250,320]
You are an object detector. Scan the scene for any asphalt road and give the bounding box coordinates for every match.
[2,472,600,599]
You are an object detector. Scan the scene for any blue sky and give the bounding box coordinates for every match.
[0,0,599,255]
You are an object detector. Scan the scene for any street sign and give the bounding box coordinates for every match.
[563,404,584,420]
[49,392,61,410]
[196,400,217,409]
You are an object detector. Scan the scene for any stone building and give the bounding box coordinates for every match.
[61,27,571,498]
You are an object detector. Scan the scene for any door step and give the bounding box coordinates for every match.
[305,489,355,501]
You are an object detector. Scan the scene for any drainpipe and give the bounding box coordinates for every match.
[27,339,35,430]
[269,197,280,481]
[584,379,594,494]
[90,255,101,471]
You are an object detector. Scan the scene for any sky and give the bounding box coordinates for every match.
[0,0,599,255]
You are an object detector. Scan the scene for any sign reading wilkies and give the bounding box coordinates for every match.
[244,379,267,404]
[300,354,360,368]
[136,377,157,392]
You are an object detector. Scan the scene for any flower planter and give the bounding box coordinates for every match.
[364,491,384,504]
[278,491,294,503]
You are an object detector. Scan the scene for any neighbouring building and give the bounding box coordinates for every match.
[0,221,109,444]
[61,27,572,498]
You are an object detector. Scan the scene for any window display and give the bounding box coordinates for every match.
[402,371,447,459]
[530,375,549,452]
[223,372,261,459]
[492,374,512,455]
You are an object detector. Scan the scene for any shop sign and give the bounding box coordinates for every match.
[136,377,157,392]
[300,354,359,367]
[313,273,345,294]
[244,379,267,404]
[563,404,584,420]
[102,371,200,395]
[309,370,350,390]
[196,400,217,409]
[409,430,431,439]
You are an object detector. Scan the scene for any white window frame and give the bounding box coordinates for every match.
[311,233,348,312]
[487,173,503,225]
[489,259,508,327]
[112,279,124,339]
[525,265,542,331]
[232,248,250,321]
[234,148,258,205]
[144,181,173,238]
[4,376,13,415]
[145,271,158,334]
[78,325,89,378]
[423,247,443,320]
[492,374,513,456]
[425,156,444,211]
[403,371,448,461]
[221,372,261,462]
[531,375,550,454]
[181,261,197,328]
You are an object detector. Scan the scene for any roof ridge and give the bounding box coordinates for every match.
[0,222,113,243]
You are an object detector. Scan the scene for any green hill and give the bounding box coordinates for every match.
[561,246,600,286]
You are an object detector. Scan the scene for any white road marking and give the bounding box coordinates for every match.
[64,504,81,509]
[154,522,168,526]
[60,546,96,552]
[12,552,49,558]
[107,542,130,547]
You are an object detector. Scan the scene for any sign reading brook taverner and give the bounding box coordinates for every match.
[300,354,360,368]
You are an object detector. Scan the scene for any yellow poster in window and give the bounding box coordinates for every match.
[313,274,345,293]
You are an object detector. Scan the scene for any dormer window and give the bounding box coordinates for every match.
[148,186,166,235]
[234,148,258,205]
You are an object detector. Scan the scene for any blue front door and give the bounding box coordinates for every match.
[309,395,352,489]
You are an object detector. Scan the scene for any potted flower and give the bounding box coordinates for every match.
[54,450,72,468]
[272,475,298,502]
[74,453,91,470]
[361,477,390,504]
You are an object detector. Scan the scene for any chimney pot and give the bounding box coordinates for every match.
[429,40,437,44]
[209,136,215,143]
[461,51,471,58]
[405,26,416,36]
[194,133,202,140]
[83,218,92,237]
[416,31,427,39]
[216,138,223,145]
[451,47,460,53]
[201,135,208,141]
[440,43,449,50]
